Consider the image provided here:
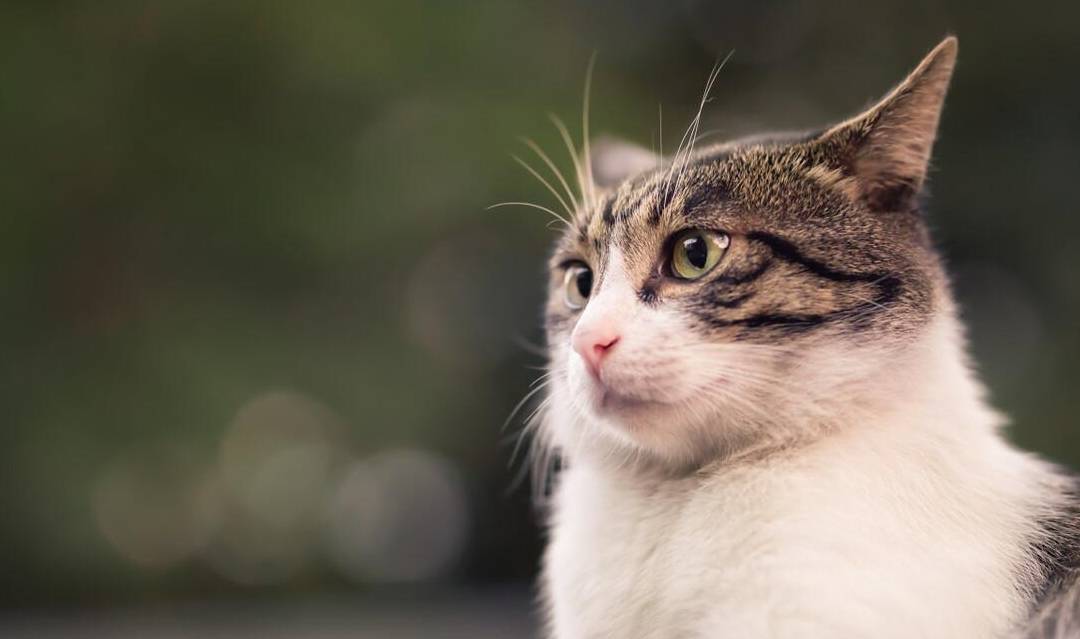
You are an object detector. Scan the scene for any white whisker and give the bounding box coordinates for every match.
[661,51,734,205]
[521,137,580,211]
[548,113,587,209]
[512,154,576,219]
[582,53,597,207]
[501,378,551,434]
[487,201,570,227]
[658,103,664,172]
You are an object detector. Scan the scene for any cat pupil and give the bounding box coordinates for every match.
[684,236,707,269]
[576,270,592,298]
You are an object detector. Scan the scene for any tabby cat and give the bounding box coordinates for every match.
[523,37,1080,638]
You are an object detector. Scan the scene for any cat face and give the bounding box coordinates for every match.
[542,38,958,468]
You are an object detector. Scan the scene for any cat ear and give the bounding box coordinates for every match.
[813,36,958,212]
[590,137,660,189]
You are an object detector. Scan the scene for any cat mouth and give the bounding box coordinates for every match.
[573,365,679,417]
[592,386,666,415]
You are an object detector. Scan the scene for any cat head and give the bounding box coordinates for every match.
[541,38,959,469]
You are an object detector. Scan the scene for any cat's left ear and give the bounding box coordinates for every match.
[812,36,958,213]
[590,137,660,190]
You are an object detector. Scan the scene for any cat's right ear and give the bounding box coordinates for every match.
[809,37,958,213]
[589,137,660,190]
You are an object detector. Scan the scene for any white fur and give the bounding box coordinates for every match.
[542,253,1064,638]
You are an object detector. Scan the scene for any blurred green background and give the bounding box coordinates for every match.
[2,0,1078,635]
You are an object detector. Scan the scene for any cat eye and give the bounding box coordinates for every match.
[670,230,729,280]
[562,263,592,310]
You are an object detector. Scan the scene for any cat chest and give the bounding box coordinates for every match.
[545,471,732,637]
[544,466,1029,638]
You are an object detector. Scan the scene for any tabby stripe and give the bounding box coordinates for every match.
[698,231,903,332]
[713,260,772,286]
[600,198,615,225]
[705,276,901,332]
[707,312,830,331]
[648,182,677,226]
[747,231,885,284]
[706,291,754,309]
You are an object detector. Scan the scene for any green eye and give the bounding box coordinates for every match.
[563,263,592,310]
[670,230,729,280]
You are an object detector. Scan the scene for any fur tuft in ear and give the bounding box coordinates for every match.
[590,137,660,189]
[816,36,958,213]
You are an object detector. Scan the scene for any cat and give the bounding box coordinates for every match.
[521,37,1080,638]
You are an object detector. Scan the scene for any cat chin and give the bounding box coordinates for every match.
[564,389,723,460]
[592,389,663,415]
[576,373,671,414]
[551,366,730,460]
[575,387,709,449]
[588,395,691,437]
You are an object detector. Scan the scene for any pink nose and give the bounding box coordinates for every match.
[572,328,620,378]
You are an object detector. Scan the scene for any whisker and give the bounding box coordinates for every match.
[512,155,576,219]
[487,201,570,227]
[501,378,552,434]
[672,51,733,195]
[521,137,580,211]
[508,396,551,468]
[512,334,548,358]
[582,52,597,207]
[665,66,715,189]
[661,51,733,205]
[530,371,555,388]
[840,292,890,312]
[658,103,664,172]
[699,386,772,424]
[548,113,587,208]
[692,128,729,145]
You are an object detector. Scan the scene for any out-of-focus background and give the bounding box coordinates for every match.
[2,1,1078,636]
